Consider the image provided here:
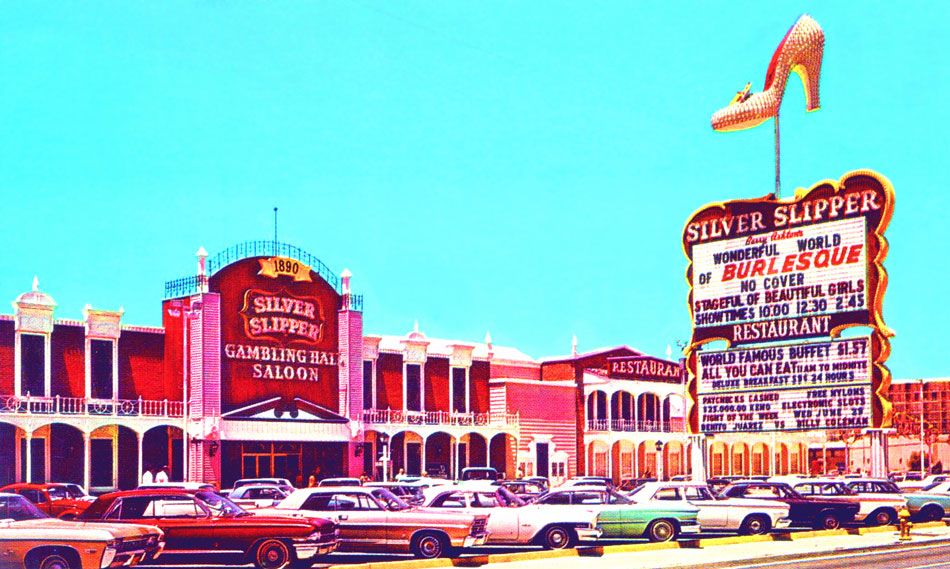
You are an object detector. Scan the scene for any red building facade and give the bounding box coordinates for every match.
[0,242,696,490]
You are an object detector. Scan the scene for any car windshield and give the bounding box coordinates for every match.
[62,484,88,498]
[0,495,48,520]
[47,487,70,500]
[370,488,411,511]
[196,491,248,517]
[606,489,632,504]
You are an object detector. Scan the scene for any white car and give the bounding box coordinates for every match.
[227,484,289,508]
[629,482,791,535]
[793,479,907,525]
[923,481,950,494]
[423,484,601,549]
[897,474,948,492]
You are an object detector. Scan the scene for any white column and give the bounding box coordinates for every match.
[136,431,144,486]
[867,428,893,479]
[689,434,707,483]
[83,432,91,492]
[420,437,427,476]
[24,432,32,483]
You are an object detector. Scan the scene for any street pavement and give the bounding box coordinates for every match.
[138,525,950,569]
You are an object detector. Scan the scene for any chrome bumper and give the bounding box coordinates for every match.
[679,522,702,534]
[462,533,489,548]
[293,540,339,560]
[775,517,793,530]
[576,527,603,542]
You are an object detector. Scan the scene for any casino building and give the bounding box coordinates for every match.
[0,240,819,491]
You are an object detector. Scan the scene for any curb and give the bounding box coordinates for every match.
[325,521,950,569]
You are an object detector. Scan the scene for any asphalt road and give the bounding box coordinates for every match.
[722,543,950,569]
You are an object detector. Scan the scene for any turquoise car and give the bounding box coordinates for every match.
[534,488,700,542]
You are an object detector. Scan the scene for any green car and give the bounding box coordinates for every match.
[534,488,700,542]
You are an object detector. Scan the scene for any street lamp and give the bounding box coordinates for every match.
[378,433,391,483]
[655,441,665,481]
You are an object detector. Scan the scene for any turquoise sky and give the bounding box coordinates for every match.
[0,2,944,378]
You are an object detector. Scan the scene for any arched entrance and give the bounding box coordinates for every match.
[751,442,770,476]
[424,432,453,478]
[665,441,685,478]
[709,441,728,477]
[732,442,749,476]
[489,433,515,479]
[0,422,25,485]
[587,440,609,477]
[143,425,184,483]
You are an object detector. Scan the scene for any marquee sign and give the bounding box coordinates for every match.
[608,356,683,383]
[682,170,894,433]
[696,337,872,432]
[240,289,325,344]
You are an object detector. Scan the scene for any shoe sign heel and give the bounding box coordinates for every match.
[793,45,823,111]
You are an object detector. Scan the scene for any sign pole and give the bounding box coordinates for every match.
[774,112,781,197]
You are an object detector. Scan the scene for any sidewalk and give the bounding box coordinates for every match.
[484,525,950,569]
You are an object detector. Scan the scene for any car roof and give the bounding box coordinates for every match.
[299,485,371,493]
[0,483,55,490]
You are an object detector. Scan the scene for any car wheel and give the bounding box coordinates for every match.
[540,525,576,550]
[411,532,448,559]
[739,514,771,535]
[253,539,292,569]
[815,513,840,530]
[921,505,945,522]
[646,519,677,542]
[37,553,74,569]
[868,508,896,526]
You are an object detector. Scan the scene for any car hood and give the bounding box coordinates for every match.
[708,498,790,511]
[0,518,163,540]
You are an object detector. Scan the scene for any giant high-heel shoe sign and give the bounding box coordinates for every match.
[711,14,825,132]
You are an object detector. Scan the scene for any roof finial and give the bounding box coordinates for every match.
[572,334,578,357]
[666,344,673,359]
[484,330,492,345]
[32,276,39,292]
[413,320,419,334]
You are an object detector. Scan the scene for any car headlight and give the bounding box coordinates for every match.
[309,531,322,541]
[100,541,117,569]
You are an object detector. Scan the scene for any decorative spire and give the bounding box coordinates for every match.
[413,320,419,334]
[572,334,578,357]
[196,246,209,293]
[32,276,39,292]
[666,344,673,359]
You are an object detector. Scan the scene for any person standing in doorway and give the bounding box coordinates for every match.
[141,466,154,485]
[155,465,169,483]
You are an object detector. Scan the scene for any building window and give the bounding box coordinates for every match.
[21,334,46,396]
[405,364,422,412]
[452,367,468,413]
[363,360,374,410]
[90,339,114,399]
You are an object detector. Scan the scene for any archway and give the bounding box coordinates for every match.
[89,425,139,492]
[143,425,184,483]
[775,442,789,475]
[425,432,453,478]
[0,422,25,485]
[460,432,488,473]
[587,391,608,430]
[709,441,729,477]
[751,442,770,476]
[638,440,659,478]
[638,393,660,431]
[489,433,516,478]
[587,440,609,477]
[732,442,749,476]
[611,391,635,431]
[665,440,685,478]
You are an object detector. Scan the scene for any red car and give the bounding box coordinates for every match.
[78,489,338,569]
[0,483,92,520]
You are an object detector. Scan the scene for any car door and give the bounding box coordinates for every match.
[682,485,727,529]
[107,494,216,551]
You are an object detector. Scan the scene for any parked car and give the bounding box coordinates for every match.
[228,485,290,509]
[898,474,948,492]
[136,482,217,492]
[719,482,859,530]
[842,478,950,522]
[533,488,700,542]
[363,482,426,506]
[0,492,164,569]
[264,486,488,559]
[559,477,611,490]
[317,478,361,487]
[522,476,550,490]
[423,484,600,549]
[58,483,96,503]
[1,483,93,520]
[630,482,791,535]
[78,489,338,569]
[618,478,658,493]
[792,479,906,526]
[234,479,296,494]
[497,480,546,501]
[459,467,500,481]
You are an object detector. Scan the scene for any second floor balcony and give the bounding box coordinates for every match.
[586,417,686,433]
[362,408,518,430]
[0,393,185,420]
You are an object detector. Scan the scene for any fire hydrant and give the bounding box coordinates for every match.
[898,507,913,541]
